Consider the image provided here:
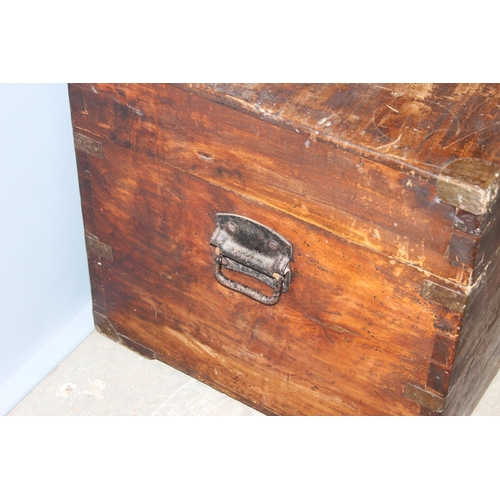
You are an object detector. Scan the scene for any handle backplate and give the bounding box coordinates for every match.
[210,214,292,305]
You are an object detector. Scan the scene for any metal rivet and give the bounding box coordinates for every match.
[227,222,237,233]
[269,240,278,250]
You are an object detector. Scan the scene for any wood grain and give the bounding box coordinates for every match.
[78,137,462,415]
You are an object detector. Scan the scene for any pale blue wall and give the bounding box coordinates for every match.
[0,84,93,414]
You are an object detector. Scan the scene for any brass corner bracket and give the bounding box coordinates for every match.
[437,158,500,216]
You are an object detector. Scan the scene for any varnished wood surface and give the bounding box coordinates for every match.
[181,83,500,178]
[70,83,488,287]
[77,136,462,415]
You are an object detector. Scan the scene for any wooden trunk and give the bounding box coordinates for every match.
[69,83,500,416]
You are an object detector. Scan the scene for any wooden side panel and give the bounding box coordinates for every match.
[471,195,500,281]
[70,83,476,286]
[444,247,500,415]
[76,135,463,415]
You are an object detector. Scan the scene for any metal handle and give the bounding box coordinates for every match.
[214,248,285,306]
[210,214,292,306]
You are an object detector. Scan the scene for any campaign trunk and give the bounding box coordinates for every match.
[69,83,500,415]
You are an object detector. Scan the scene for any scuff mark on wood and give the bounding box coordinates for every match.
[443,120,500,150]
[375,133,402,151]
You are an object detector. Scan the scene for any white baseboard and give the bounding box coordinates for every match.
[0,301,94,415]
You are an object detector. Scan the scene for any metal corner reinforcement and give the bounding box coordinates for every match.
[421,280,467,313]
[74,132,104,159]
[404,383,445,412]
[437,158,500,216]
[85,234,113,261]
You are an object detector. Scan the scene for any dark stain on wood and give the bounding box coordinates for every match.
[454,208,489,236]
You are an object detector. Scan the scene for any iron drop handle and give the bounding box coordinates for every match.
[210,214,292,306]
[214,248,285,306]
